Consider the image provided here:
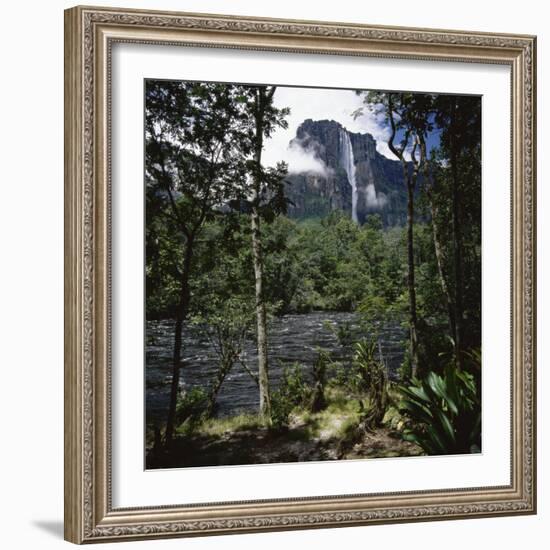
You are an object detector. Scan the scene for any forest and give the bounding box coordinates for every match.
[144,80,481,468]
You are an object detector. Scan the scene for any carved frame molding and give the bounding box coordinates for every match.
[64,5,536,543]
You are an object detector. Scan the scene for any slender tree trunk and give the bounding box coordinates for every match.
[406,177,419,378]
[427,191,456,344]
[206,355,233,418]
[164,235,195,446]
[251,203,271,419]
[450,100,464,370]
[385,96,420,380]
[250,89,271,421]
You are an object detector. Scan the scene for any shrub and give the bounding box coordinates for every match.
[175,387,208,428]
[270,391,294,432]
[351,339,388,429]
[270,364,311,431]
[397,366,481,455]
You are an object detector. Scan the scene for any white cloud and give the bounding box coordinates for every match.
[349,103,394,159]
[262,86,400,168]
[365,183,387,209]
[285,136,332,177]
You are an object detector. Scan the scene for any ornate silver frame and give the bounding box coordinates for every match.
[64,5,536,544]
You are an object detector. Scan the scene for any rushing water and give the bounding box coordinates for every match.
[339,128,359,223]
[146,312,406,422]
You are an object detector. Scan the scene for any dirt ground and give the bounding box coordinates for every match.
[146,418,423,469]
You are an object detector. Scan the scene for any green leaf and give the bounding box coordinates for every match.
[433,408,456,446]
[397,401,433,426]
[425,425,447,454]
[405,385,431,404]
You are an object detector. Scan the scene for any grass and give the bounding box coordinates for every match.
[147,382,422,468]
[173,385,381,442]
[287,385,363,441]
[160,384,366,447]
[195,413,264,436]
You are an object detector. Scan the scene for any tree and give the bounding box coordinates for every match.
[419,142,456,348]
[238,86,289,421]
[356,92,433,378]
[189,218,258,418]
[195,297,255,419]
[431,94,482,367]
[145,80,252,445]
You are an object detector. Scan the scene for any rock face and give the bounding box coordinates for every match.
[285,119,408,226]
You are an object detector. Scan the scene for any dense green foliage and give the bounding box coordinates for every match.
[270,364,313,430]
[149,213,439,314]
[397,361,481,454]
[145,80,482,461]
[351,340,388,429]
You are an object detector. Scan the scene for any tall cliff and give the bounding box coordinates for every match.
[285,119,409,226]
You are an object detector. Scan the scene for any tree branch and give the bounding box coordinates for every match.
[266,86,277,102]
[238,357,260,387]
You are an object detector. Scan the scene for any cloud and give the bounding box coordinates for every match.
[348,103,394,159]
[262,87,402,168]
[285,136,332,177]
[365,183,388,209]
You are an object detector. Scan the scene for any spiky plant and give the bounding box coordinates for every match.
[398,366,481,455]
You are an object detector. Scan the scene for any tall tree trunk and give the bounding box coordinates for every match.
[450,100,464,370]
[250,88,272,421]
[406,177,419,378]
[164,235,195,446]
[385,95,421,380]
[251,202,271,420]
[426,188,456,346]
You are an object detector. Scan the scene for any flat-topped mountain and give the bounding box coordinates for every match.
[285,119,408,226]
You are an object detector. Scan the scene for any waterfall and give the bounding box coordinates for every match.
[339,128,359,223]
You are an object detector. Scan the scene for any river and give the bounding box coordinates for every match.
[146,311,406,422]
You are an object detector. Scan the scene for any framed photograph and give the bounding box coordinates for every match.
[64,5,537,543]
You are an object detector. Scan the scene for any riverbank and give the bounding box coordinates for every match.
[146,386,423,469]
[146,312,406,422]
